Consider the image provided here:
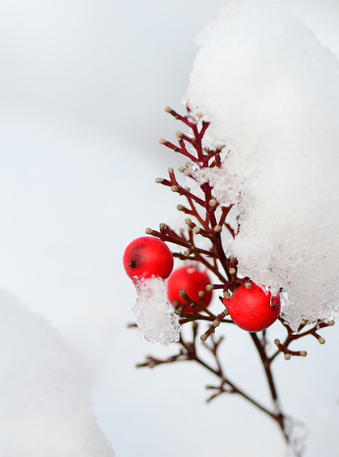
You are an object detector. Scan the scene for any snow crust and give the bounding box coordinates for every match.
[133,277,181,345]
[0,289,114,456]
[185,0,339,329]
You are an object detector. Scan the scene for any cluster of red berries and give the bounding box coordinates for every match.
[123,236,280,332]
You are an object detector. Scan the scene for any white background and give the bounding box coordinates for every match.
[0,0,338,455]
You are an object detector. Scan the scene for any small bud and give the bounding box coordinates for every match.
[244,282,252,290]
[185,218,192,226]
[175,131,183,138]
[177,204,185,211]
[179,289,186,298]
[206,284,214,292]
[171,185,179,192]
[274,339,280,346]
[145,228,153,235]
[167,167,174,174]
[328,320,335,326]
[185,162,191,168]
[209,198,217,207]
[214,225,222,232]
[159,138,166,144]
[300,351,307,357]
[183,169,191,176]
[159,223,166,230]
[224,291,230,299]
[178,166,185,173]
[183,250,190,257]
[229,256,236,263]
[284,353,292,361]
[155,177,164,183]
[229,268,236,276]
[318,337,325,344]
[200,334,207,342]
[193,226,201,234]
[198,290,205,298]
[164,106,172,113]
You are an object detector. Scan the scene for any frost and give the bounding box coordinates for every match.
[0,289,114,457]
[185,0,339,330]
[133,277,181,345]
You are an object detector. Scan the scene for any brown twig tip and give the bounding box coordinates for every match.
[214,225,222,232]
[209,198,217,207]
[284,353,292,361]
[199,290,205,298]
[159,223,168,230]
[206,284,214,292]
[177,204,185,211]
[185,218,192,225]
[224,291,230,299]
[183,169,191,176]
[200,334,208,342]
[244,281,252,290]
[179,289,186,298]
[300,351,307,357]
[155,177,164,183]
[164,106,172,113]
[159,138,167,145]
[183,250,191,257]
[145,228,153,235]
[185,162,191,168]
[167,167,174,174]
[328,320,335,326]
[274,339,280,346]
[175,131,184,138]
[171,185,179,192]
[318,337,326,345]
[178,166,185,173]
[193,226,201,234]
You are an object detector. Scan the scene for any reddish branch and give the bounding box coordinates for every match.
[133,107,335,456]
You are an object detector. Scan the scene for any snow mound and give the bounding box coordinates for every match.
[134,277,181,345]
[185,0,339,330]
[0,289,114,456]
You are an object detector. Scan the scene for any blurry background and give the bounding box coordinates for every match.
[0,0,338,455]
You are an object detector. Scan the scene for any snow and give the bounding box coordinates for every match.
[0,289,114,457]
[133,277,181,345]
[185,0,339,330]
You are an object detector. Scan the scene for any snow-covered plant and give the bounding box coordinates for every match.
[124,1,339,455]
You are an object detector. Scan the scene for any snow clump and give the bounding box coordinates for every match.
[133,277,181,345]
[0,289,114,457]
[185,0,339,330]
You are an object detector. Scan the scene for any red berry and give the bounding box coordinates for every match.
[123,236,173,280]
[222,281,281,332]
[167,266,212,313]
